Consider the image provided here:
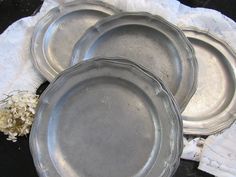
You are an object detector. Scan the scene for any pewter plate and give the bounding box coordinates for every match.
[31,0,120,81]
[30,58,183,177]
[182,28,236,135]
[71,12,198,112]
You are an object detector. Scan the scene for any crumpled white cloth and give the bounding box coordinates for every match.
[198,122,236,177]
[0,0,236,176]
[181,122,236,177]
[182,137,205,162]
[0,0,56,100]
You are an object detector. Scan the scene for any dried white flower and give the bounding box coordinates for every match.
[0,91,39,142]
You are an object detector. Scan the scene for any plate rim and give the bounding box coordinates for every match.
[182,27,236,135]
[31,0,121,81]
[30,57,183,177]
[70,12,198,112]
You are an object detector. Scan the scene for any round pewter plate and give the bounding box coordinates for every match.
[182,28,236,135]
[31,0,120,81]
[30,58,183,177]
[71,12,197,112]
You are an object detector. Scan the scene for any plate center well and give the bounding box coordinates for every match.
[44,10,109,71]
[183,38,235,120]
[48,77,157,177]
[84,25,181,94]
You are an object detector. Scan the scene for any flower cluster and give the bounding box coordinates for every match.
[0,91,39,142]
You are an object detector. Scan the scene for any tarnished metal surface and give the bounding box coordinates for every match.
[30,58,183,177]
[31,0,120,81]
[182,28,236,135]
[71,12,198,111]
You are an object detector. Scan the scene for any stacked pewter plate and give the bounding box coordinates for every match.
[30,1,236,177]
